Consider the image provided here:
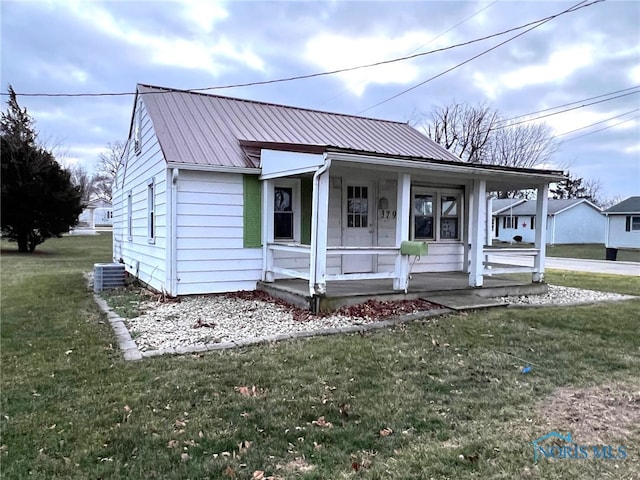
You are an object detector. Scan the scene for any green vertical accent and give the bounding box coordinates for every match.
[243,175,261,248]
[301,177,313,245]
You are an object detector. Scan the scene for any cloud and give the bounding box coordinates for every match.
[304,31,451,96]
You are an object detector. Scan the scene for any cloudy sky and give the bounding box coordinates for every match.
[1,0,639,201]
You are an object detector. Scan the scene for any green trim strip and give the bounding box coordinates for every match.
[300,177,313,245]
[243,175,261,248]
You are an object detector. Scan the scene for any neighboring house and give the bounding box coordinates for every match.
[112,84,564,297]
[76,198,113,230]
[604,196,640,250]
[492,198,605,244]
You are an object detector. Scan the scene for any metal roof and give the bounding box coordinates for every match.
[494,198,599,216]
[137,84,463,168]
[604,196,640,214]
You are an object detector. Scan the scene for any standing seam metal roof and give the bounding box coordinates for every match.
[137,84,463,168]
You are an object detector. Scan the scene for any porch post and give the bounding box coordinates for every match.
[311,168,330,294]
[262,178,274,282]
[486,196,494,246]
[393,173,411,291]
[469,179,486,287]
[533,183,549,282]
[90,208,96,229]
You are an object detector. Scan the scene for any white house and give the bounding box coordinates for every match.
[604,196,640,250]
[112,84,564,297]
[492,198,605,244]
[73,198,113,234]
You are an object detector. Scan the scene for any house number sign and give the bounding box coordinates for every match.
[378,209,397,219]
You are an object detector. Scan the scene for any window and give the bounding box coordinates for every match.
[503,216,518,229]
[347,185,369,228]
[127,191,133,240]
[274,186,293,240]
[413,193,434,240]
[530,216,535,229]
[411,189,462,241]
[147,178,155,243]
[134,108,142,155]
[627,215,640,231]
[440,195,459,240]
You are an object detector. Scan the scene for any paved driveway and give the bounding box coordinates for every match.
[489,255,640,276]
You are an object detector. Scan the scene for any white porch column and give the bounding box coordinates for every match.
[533,183,549,282]
[311,169,330,295]
[469,179,486,287]
[486,196,494,246]
[89,208,96,229]
[261,178,274,282]
[393,173,411,291]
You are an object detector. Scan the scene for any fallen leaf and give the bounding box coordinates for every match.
[252,471,264,479]
[174,419,187,428]
[379,427,393,437]
[65,350,73,355]
[167,440,179,449]
[180,452,190,461]
[311,416,332,428]
[238,440,252,452]
[225,466,236,478]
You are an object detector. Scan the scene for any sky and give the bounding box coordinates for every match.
[1,0,639,202]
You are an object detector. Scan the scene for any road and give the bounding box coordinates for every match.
[488,255,640,277]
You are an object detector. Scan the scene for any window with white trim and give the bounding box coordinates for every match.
[503,216,518,229]
[147,178,155,243]
[127,191,133,241]
[630,216,640,231]
[134,108,142,155]
[273,179,300,241]
[411,188,462,241]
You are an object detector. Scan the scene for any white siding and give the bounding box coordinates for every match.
[175,170,262,294]
[552,205,606,244]
[607,215,640,248]
[112,97,168,292]
[496,215,535,243]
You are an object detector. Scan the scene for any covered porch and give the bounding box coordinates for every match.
[258,148,564,307]
[258,271,546,313]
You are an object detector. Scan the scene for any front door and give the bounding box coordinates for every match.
[342,183,374,273]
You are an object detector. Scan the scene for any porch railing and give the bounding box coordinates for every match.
[483,247,540,275]
[265,243,400,282]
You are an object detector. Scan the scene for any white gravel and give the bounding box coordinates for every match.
[122,285,635,353]
[497,285,635,306]
[126,296,381,352]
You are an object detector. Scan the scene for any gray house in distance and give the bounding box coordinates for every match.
[604,196,640,250]
[492,198,605,245]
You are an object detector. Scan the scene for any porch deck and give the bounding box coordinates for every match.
[258,271,546,313]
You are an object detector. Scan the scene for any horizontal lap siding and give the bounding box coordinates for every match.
[176,170,262,295]
[607,216,640,248]
[377,243,464,272]
[113,99,168,292]
[554,206,606,244]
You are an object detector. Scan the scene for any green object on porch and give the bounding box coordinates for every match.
[401,241,428,256]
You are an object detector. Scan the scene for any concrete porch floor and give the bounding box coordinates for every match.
[257,271,547,313]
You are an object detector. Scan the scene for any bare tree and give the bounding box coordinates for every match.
[424,102,499,163]
[67,164,95,204]
[487,122,557,169]
[94,141,124,201]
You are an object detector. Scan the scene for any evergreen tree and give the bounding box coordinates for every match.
[1,85,83,252]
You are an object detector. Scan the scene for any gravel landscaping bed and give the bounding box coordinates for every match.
[111,285,635,354]
[497,285,635,306]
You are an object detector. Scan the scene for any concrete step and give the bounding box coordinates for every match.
[420,294,508,311]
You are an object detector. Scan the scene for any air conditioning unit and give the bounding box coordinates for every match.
[94,263,126,293]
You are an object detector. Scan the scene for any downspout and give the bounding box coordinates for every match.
[169,168,179,295]
[309,154,332,297]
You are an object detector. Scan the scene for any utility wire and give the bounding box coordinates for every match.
[2,0,600,99]
[494,90,639,129]
[497,85,640,124]
[558,115,639,144]
[554,108,640,137]
[317,0,498,109]
[357,0,601,114]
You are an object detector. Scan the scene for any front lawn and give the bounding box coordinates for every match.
[2,235,639,479]
[492,240,640,262]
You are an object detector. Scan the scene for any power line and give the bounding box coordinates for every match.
[357,0,601,114]
[554,108,640,137]
[317,0,498,109]
[494,90,639,129]
[558,115,640,144]
[497,85,640,124]
[1,1,600,99]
